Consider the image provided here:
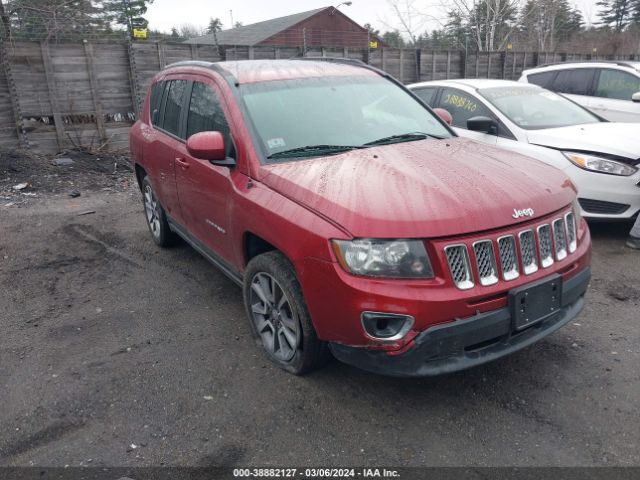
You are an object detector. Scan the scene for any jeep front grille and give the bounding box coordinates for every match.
[552,218,568,260]
[445,245,474,290]
[473,240,498,286]
[444,211,578,290]
[498,235,519,281]
[565,212,577,253]
[537,224,554,268]
[518,230,538,275]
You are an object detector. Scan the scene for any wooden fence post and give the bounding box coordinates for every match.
[127,41,141,117]
[431,51,436,80]
[0,39,27,148]
[461,50,467,78]
[446,51,451,79]
[157,42,166,69]
[83,41,107,143]
[40,41,65,149]
[399,48,404,83]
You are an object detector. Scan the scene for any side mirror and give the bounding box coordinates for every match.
[632,92,640,103]
[467,116,498,134]
[433,108,453,125]
[186,131,231,165]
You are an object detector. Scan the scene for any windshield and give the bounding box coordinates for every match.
[480,86,601,130]
[240,75,452,162]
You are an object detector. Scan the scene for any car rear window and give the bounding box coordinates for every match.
[162,80,187,137]
[412,87,437,106]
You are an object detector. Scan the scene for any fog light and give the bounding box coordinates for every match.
[361,312,414,341]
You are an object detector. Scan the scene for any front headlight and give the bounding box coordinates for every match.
[332,239,434,278]
[563,151,637,176]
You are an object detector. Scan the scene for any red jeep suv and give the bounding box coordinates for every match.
[129,59,591,377]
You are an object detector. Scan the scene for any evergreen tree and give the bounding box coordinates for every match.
[99,0,152,31]
[596,0,633,32]
[206,17,223,34]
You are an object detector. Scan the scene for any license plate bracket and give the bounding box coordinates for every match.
[509,274,561,331]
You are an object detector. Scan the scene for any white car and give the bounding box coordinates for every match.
[408,79,640,220]
[519,61,640,123]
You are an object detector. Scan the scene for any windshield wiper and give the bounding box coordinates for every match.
[363,132,440,147]
[266,144,362,160]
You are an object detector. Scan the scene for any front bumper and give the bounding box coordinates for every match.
[329,267,590,377]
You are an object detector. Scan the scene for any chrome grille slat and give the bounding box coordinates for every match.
[565,212,577,253]
[553,218,568,260]
[473,240,498,286]
[498,235,519,281]
[537,224,554,268]
[445,245,474,290]
[518,230,538,275]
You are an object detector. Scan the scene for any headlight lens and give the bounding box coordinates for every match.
[563,151,637,176]
[332,239,434,278]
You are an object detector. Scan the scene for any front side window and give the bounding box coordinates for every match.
[162,80,187,137]
[481,86,600,130]
[550,69,595,95]
[186,82,233,157]
[437,88,493,129]
[594,69,640,101]
[240,75,452,162]
[150,81,165,127]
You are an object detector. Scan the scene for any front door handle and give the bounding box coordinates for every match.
[175,157,190,169]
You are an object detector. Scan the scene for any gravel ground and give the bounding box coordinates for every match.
[0,150,639,468]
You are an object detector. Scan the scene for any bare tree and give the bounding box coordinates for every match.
[382,0,437,45]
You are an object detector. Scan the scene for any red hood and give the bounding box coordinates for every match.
[258,137,575,238]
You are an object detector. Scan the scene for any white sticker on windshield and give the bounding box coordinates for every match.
[540,92,559,101]
[267,137,286,149]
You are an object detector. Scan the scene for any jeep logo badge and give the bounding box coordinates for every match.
[513,208,535,219]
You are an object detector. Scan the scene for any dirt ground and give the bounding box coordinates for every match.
[0,149,639,468]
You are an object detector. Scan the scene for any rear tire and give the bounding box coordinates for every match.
[243,251,330,375]
[141,176,178,247]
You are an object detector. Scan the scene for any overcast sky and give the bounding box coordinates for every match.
[146,0,601,35]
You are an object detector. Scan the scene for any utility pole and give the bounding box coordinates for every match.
[230,10,234,28]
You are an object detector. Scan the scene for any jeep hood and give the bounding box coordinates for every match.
[526,122,640,161]
[258,137,575,238]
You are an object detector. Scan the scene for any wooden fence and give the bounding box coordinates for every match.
[0,41,638,154]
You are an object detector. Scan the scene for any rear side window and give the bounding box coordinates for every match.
[162,80,187,137]
[526,71,556,88]
[438,88,493,129]
[550,69,595,95]
[149,81,165,127]
[594,69,640,101]
[186,82,233,158]
[412,87,437,106]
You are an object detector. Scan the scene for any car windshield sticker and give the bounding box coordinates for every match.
[443,93,477,112]
[267,138,286,150]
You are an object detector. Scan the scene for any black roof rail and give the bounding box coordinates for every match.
[533,60,639,70]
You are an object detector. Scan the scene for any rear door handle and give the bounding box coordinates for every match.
[175,157,190,169]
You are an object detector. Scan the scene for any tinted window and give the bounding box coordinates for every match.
[150,81,165,127]
[551,69,594,95]
[594,69,640,100]
[438,88,493,129]
[162,80,187,137]
[186,82,233,157]
[527,71,556,88]
[412,87,437,106]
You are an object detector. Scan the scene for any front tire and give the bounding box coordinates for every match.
[243,251,330,375]
[141,176,178,247]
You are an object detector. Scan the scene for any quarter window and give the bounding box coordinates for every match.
[438,88,493,129]
[550,69,595,95]
[412,87,437,106]
[162,80,187,137]
[594,69,640,101]
[150,81,165,127]
[186,82,233,158]
[527,71,556,88]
